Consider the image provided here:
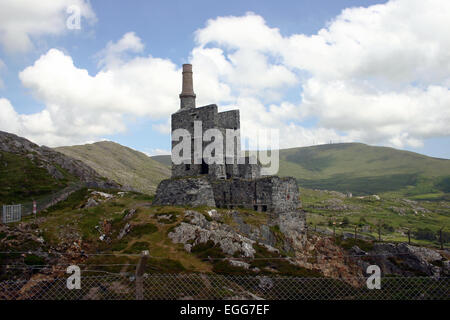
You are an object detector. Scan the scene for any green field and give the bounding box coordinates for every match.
[301,188,449,248]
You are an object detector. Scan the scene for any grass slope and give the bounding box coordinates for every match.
[0,151,75,204]
[56,141,170,194]
[278,143,450,197]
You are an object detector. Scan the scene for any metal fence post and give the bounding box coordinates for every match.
[135,250,149,300]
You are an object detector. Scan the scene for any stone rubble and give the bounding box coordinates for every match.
[168,210,256,258]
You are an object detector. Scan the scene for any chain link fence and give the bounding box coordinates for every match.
[0,274,448,300]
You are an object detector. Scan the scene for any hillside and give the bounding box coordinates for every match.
[56,141,170,195]
[151,143,450,197]
[278,143,450,197]
[0,131,118,205]
[1,188,448,294]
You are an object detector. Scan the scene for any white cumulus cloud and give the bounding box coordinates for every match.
[190,0,450,149]
[2,0,450,151]
[0,0,96,53]
[0,33,180,146]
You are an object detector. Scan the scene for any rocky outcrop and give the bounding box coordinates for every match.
[349,243,449,277]
[230,212,277,247]
[168,210,256,257]
[293,235,365,286]
[276,211,307,252]
[0,131,119,189]
[0,222,85,283]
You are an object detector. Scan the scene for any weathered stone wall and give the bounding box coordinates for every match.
[211,176,300,214]
[217,110,240,130]
[237,158,261,180]
[171,103,260,180]
[154,176,300,216]
[172,104,220,178]
[271,177,300,213]
[153,177,216,207]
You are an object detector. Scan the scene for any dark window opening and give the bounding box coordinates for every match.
[201,160,209,174]
[185,164,190,171]
[253,205,258,211]
[262,205,268,212]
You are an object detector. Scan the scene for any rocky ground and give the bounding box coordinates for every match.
[0,188,449,299]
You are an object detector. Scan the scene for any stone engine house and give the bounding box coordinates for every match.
[154,64,301,215]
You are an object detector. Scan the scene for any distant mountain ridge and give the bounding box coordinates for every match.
[277,143,450,196]
[151,143,450,197]
[56,141,170,195]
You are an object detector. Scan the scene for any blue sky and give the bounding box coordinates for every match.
[0,0,449,159]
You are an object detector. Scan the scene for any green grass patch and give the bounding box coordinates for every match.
[124,241,150,253]
[191,241,226,260]
[24,254,46,266]
[145,258,186,273]
[132,193,155,201]
[334,236,374,252]
[45,188,89,213]
[129,223,158,237]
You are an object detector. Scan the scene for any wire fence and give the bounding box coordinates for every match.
[0,182,85,222]
[0,274,448,300]
[21,182,85,216]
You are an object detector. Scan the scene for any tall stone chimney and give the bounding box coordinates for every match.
[179,64,196,110]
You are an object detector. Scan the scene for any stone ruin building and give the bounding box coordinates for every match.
[154,64,301,217]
